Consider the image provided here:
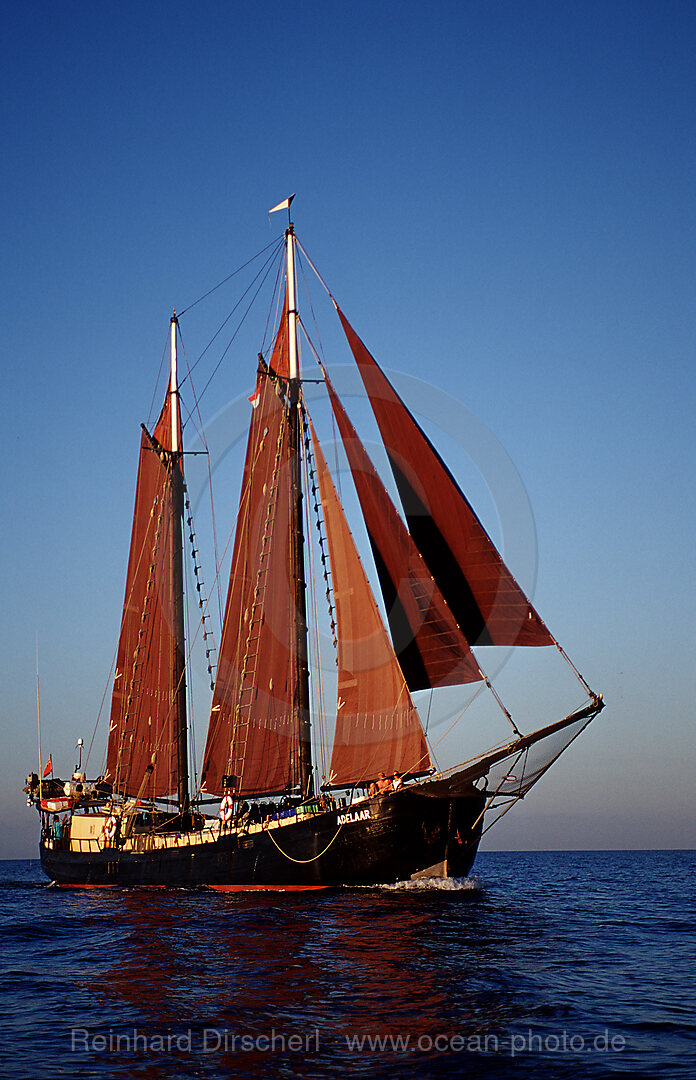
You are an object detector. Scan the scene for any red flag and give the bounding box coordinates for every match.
[42,756,52,778]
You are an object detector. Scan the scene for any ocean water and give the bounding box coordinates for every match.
[0,850,693,1079]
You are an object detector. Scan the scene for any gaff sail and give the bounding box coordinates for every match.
[201,362,301,797]
[106,390,183,798]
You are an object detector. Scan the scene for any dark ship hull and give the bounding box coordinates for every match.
[39,788,485,889]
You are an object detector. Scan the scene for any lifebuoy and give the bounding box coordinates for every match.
[219,795,234,823]
[103,815,117,842]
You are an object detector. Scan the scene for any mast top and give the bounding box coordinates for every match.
[284,215,300,382]
[169,311,179,453]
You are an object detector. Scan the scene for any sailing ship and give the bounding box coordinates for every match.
[25,199,604,888]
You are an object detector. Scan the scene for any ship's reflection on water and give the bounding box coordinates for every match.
[14,852,687,1080]
[74,879,533,1078]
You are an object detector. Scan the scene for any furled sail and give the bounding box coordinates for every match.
[324,373,483,691]
[106,390,183,798]
[308,418,431,787]
[336,306,554,649]
[201,361,300,797]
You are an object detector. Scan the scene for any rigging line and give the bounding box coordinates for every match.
[183,544,198,796]
[453,780,526,861]
[554,640,594,697]
[263,818,344,864]
[147,336,171,431]
[301,402,329,783]
[176,321,224,630]
[296,249,328,369]
[185,489,218,691]
[179,240,283,390]
[207,448,224,632]
[405,735,438,781]
[176,234,286,317]
[85,649,116,779]
[414,760,522,863]
[260,250,286,359]
[424,682,488,763]
[294,237,334,304]
[296,316,329,376]
[182,261,281,405]
[506,712,596,796]
[424,689,434,735]
[484,676,522,737]
[476,795,524,843]
[307,357,344,505]
[426,702,600,789]
[175,331,205,440]
[187,247,283,407]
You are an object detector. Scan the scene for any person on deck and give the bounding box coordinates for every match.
[377,772,393,794]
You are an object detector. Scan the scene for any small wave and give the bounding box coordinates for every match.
[363,875,483,892]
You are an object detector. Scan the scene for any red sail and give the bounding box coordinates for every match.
[106,391,182,798]
[201,364,300,796]
[309,418,431,787]
[325,374,483,691]
[336,306,553,649]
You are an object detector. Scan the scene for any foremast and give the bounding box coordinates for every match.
[105,308,193,804]
[285,223,313,798]
[169,315,190,820]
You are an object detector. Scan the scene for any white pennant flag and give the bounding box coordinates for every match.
[269,193,295,214]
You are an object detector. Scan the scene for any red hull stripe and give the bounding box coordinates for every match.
[207,884,330,892]
[55,883,119,889]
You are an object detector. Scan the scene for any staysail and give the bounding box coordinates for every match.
[201,361,301,797]
[106,389,184,798]
[336,306,554,649]
[308,418,431,786]
[324,372,483,692]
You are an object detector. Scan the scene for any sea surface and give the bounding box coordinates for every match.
[0,850,693,1079]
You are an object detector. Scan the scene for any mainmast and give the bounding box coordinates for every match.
[169,314,190,819]
[285,222,313,798]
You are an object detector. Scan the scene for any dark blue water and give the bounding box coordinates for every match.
[0,851,693,1079]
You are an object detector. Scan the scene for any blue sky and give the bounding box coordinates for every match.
[2,0,695,858]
